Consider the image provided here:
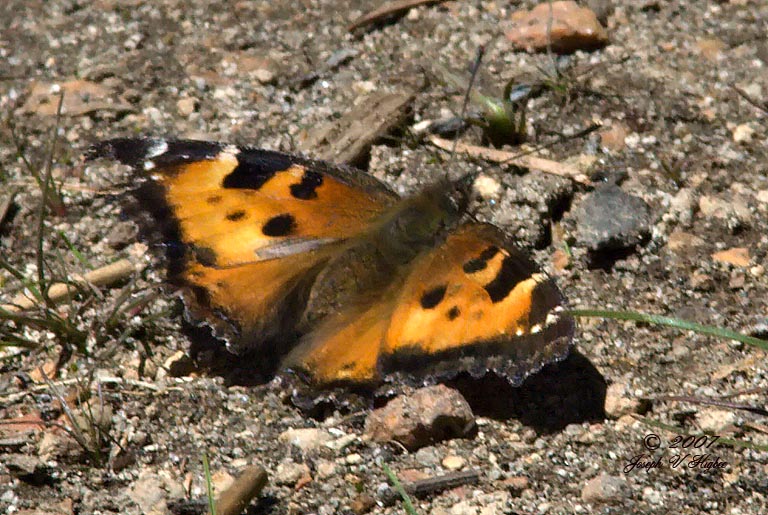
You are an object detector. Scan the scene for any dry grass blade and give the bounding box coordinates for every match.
[732,84,768,114]
[1,376,165,406]
[651,394,768,417]
[40,367,103,464]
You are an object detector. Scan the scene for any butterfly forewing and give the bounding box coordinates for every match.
[88,138,398,350]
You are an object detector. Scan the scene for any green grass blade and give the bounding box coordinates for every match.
[382,463,418,515]
[566,309,768,351]
[56,230,91,268]
[203,453,216,515]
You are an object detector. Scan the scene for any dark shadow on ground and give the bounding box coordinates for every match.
[447,351,606,431]
[184,321,606,430]
[184,321,284,386]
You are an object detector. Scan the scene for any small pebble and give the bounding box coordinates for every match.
[274,461,311,486]
[441,455,466,471]
[278,427,334,452]
[712,247,750,267]
[732,124,754,143]
[506,1,608,53]
[581,474,630,503]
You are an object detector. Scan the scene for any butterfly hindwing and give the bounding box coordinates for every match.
[380,222,574,385]
[283,222,573,386]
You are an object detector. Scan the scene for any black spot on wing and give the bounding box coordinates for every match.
[262,213,296,237]
[463,258,487,273]
[222,150,295,190]
[484,255,531,303]
[207,195,222,204]
[420,285,447,309]
[463,246,500,274]
[225,210,247,221]
[192,246,218,267]
[290,170,323,200]
[479,246,500,260]
[447,306,461,320]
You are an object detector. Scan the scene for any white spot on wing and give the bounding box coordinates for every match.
[145,139,169,159]
[545,311,560,326]
[223,144,240,156]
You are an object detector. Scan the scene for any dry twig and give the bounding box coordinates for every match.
[428,135,591,184]
[300,90,416,166]
[381,469,481,506]
[213,466,269,515]
[1,259,139,313]
[349,0,447,31]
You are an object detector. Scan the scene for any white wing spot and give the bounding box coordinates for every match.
[144,139,169,159]
[545,311,560,326]
[223,144,240,156]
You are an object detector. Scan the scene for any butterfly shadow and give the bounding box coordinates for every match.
[446,350,606,432]
[181,321,293,386]
[180,321,606,431]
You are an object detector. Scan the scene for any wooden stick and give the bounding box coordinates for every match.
[1,259,138,313]
[213,466,269,515]
[428,135,591,185]
[300,90,416,166]
[349,0,447,31]
[381,469,481,506]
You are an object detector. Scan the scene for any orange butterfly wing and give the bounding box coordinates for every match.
[285,222,573,386]
[283,300,395,385]
[380,223,573,385]
[88,138,398,350]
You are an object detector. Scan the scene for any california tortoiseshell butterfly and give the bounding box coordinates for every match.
[87,138,574,387]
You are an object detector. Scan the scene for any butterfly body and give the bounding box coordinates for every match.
[301,177,472,326]
[87,138,574,387]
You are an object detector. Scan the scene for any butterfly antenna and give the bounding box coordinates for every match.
[449,45,486,164]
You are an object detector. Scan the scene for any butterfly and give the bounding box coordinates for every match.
[86,138,574,387]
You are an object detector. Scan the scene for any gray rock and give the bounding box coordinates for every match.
[574,185,652,253]
[4,454,52,485]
